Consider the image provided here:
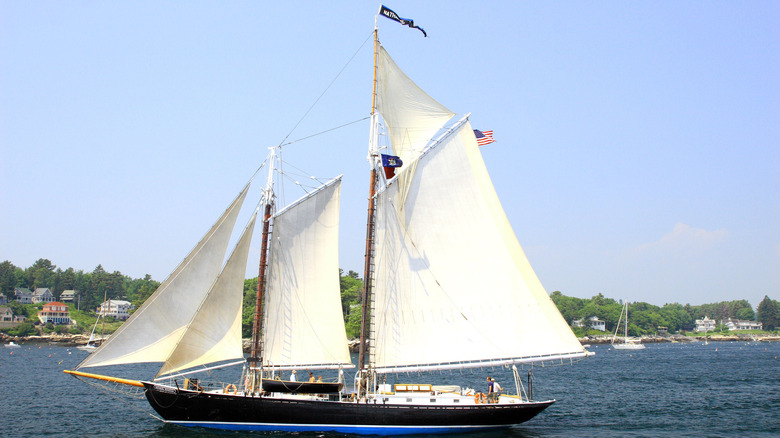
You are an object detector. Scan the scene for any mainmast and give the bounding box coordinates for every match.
[357,22,381,397]
[248,148,276,392]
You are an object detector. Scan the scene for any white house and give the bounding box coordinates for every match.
[32,288,55,304]
[98,300,135,320]
[723,318,762,331]
[695,316,716,332]
[572,316,607,332]
[60,290,77,303]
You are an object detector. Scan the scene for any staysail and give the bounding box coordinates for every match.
[371,46,586,373]
[262,177,353,370]
[77,184,250,369]
[157,211,258,377]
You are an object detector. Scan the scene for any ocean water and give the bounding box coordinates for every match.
[1,341,778,437]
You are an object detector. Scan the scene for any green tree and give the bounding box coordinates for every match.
[0,260,19,294]
[28,258,57,290]
[757,296,779,331]
[735,307,755,320]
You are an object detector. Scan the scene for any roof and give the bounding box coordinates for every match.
[42,301,68,308]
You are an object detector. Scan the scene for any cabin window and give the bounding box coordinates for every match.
[406,398,413,402]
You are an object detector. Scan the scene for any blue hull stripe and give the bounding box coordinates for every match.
[168,420,507,435]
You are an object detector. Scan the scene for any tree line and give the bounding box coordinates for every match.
[551,291,779,335]
[2,259,778,337]
[0,259,159,316]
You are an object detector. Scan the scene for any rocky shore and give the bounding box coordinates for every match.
[3,332,778,348]
[579,334,780,344]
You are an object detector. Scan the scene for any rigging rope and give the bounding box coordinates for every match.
[276,31,374,149]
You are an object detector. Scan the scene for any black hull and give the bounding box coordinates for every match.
[142,383,553,435]
[261,378,342,394]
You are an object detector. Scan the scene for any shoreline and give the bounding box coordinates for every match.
[3,333,779,348]
[579,334,780,344]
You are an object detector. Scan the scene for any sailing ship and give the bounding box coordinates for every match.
[611,302,646,350]
[65,7,589,434]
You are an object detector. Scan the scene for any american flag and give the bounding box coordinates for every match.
[473,129,495,146]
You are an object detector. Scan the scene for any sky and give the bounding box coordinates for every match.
[2,2,778,309]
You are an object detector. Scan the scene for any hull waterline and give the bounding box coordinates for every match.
[142,383,553,435]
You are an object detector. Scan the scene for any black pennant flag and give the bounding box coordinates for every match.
[379,5,427,37]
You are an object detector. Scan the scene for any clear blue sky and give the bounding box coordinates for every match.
[2,2,778,309]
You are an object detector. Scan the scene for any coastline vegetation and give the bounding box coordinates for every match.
[1,259,778,338]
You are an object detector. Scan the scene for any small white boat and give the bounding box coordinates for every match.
[5,341,21,348]
[612,302,646,350]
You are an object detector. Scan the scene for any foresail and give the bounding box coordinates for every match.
[157,211,258,377]
[262,177,353,369]
[77,184,250,369]
[376,45,455,167]
[372,118,586,373]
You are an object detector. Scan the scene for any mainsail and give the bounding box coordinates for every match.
[77,184,250,369]
[262,177,353,370]
[370,46,586,373]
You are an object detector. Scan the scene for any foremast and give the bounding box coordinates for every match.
[357,21,381,399]
[248,147,276,393]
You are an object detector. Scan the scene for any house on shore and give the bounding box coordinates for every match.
[38,302,72,325]
[32,288,55,304]
[14,288,33,304]
[572,316,606,332]
[60,290,77,303]
[695,316,716,332]
[98,300,135,320]
[723,318,762,331]
[0,293,7,305]
[0,306,19,329]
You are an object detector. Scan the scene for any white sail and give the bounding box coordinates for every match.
[371,47,586,373]
[157,211,258,377]
[77,184,250,369]
[262,177,353,369]
[376,46,455,166]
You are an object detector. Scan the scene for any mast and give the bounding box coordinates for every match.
[357,22,380,396]
[249,148,276,390]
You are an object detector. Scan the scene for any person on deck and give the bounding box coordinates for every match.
[317,375,323,383]
[290,370,297,382]
[309,372,316,382]
[491,378,502,402]
[486,376,494,403]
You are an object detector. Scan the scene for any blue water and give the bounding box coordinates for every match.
[2,342,778,437]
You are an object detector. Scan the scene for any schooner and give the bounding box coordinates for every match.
[65,6,589,434]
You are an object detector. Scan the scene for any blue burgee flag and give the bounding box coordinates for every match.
[379,5,427,37]
[381,154,403,168]
[380,154,403,179]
